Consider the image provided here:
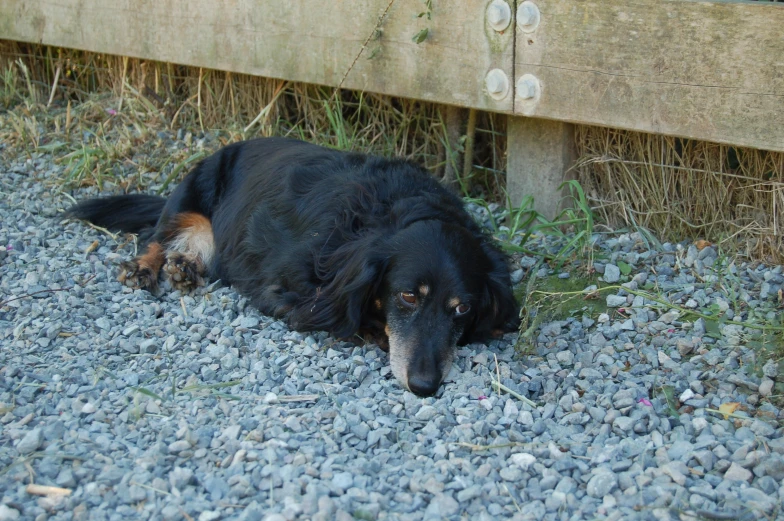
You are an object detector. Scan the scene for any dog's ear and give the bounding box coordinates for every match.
[462,240,519,344]
[291,234,388,338]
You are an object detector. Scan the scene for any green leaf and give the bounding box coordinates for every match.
[131,387,165,402]
[366,47,381,61]
[660,385,680,419]
[617,260,632,276]
[158,151,209,194]
[704,319,722,340]
[412,28,429,44]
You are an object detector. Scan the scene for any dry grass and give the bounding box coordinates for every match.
[2,41,782,263]
[0,41,507,197]
[574,126,784,263]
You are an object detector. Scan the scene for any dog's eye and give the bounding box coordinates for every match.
[398,292,417,307]
[455,303,471,316]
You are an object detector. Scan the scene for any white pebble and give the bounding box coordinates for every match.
[510,453,536,470]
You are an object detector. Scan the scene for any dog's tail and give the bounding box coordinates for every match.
[65,194,166,237]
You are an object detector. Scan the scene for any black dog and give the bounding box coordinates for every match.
[67,138,518,396]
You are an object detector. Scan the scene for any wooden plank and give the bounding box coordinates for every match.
[0,0,515,113]
[506,116,575,220]
[514,0,784,152]
[2,0,782,153]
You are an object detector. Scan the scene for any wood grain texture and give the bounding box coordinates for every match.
[0,0,515,112]
[506,116,575,219]
[2,0,782,151]
[514,0,784,152]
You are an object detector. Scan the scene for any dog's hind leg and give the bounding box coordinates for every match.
[118,242,166,290]
[160,212,215,291]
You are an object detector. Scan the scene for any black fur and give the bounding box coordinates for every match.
[66,194,166,239]
[67,138,519,396]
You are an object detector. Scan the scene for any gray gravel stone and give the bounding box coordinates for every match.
[604,264,621,283]
[0,505,21,521]
[724,462,753,482]
[16,428,43,454]
[1,149,782,521]
[424,494,459,518]
[587,471,618,498]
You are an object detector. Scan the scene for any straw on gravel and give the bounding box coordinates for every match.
[574,125,784,263]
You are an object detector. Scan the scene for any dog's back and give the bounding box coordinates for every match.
[65,137,518,396]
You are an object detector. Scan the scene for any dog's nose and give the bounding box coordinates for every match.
[407,374,440,397]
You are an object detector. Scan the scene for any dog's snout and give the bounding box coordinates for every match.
[407,373,440,397]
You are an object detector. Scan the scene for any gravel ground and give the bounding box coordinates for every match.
[1,146,783,521]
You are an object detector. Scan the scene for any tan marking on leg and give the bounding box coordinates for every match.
[138,242,165,272]
[118,242,164,290]
[166,212,215,266]
[166,212,215,267]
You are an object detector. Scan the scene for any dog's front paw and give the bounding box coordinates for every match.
[162,252,206,291]
[118,260,158,291]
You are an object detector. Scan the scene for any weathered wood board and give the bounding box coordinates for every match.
[0,0,515,113]
[506,117,575,218]
[1,0,783,153]
[514,0,784,152]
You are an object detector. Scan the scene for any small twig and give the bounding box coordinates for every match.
[332,0,397,98]
[219,503,247,509]
[197,67,204,132]
[46,64,62,108]
[462,108,477,181]
[1,453,84,477]
[251,394,321,404]
[492,378,537,407]
[494,354,501,392]
[1,287,69,307]
[450,441,532,451]
[704,408,753,421]
[65,100,72,132]
[78,274,97,287]
[244,81,287,134]
[180,296,188,317]
[129,481,171,496]
[26,484,72,496]
[0,275,95,308]
[118,55,129,113]
[56,190,77,204]
[170,94,199,128]
[84,240,99,255]
[83,221,118,240]
[276,394,320,403]
[502,483,523,514]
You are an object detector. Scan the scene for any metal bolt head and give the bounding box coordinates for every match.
[487,0,512,32]
[517,1,541,33]
[485,69,510,100]
[516,74,540,101]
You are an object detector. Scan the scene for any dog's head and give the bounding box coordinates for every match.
[376,220,518,396]
[296,211,518,397]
